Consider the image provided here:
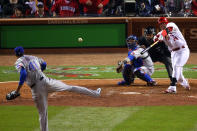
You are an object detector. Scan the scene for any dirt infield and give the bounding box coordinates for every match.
[0,52,197,106]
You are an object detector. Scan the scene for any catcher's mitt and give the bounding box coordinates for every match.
[116,61,123,73]
[6,91,20,100]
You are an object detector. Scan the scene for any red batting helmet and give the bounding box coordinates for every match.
[158,17,168,24]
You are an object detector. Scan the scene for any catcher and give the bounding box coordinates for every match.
[116,35,156,86]
[6,46,101,131]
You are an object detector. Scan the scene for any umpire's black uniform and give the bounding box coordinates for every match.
[138,36,173,82]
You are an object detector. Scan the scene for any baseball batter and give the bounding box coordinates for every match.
[155,17,190,93]
[7,46,101,131]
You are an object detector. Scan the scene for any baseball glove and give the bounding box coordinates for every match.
[116,61,123,73]
[6,90,20,100]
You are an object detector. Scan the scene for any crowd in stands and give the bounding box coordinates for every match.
[135,0,197,17]
[0,0,197,18]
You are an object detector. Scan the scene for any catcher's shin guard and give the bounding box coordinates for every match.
[122,64,135,85]
[134,70,152,82]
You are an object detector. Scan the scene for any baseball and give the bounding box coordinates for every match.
[78,37,83,42]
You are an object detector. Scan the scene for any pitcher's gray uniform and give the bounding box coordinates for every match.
[15,55,101,131]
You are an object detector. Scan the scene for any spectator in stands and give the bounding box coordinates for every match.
[25,0,37,16]
[38,0,51,16]
[152,0,165,16]
[35,1,46,17]
[79,0,109,16]
[51,0,59,15]
[166,0,176,15]
[160,0,165,6]
[135,0,152,16]
[165,0,184,16]
[135,0,164,16]
[0,0,3,17]
[51,0,80,17]
[103,0,123,16]
[182,0,192,17]
[160,0,170,16]
[3,0,25,17]
[191,0,197,16]
[11,4,24,17]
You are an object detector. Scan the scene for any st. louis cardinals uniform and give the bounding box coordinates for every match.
[15,53,101,131]
[51,0,80,17]
[79,0,109,16]
[156,17,190,93]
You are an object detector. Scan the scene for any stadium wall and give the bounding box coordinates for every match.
[0,17,196,53]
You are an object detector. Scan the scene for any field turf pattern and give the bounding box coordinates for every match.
[0,65,197,81]
[0,106,197,131]
[0,65,197,131]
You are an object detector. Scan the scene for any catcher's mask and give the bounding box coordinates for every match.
[126,35,138,50]
[14,46,24,57]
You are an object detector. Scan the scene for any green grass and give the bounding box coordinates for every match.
[0,66,19,82]
[0,65,196,81]
[0,106,197,131]
[0,65,197,131]
[113,106,197,131]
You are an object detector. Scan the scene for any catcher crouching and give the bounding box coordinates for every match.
[116,35,157,86]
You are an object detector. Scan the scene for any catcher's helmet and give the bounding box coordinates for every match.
[127,35,138,42]
[126,35,138,50]
[14,46,24,57]
[158,17,168,24]
[144,26,156,35]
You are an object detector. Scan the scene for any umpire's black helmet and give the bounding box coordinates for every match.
[144,26,156,36]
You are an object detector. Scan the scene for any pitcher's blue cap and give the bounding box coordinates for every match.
[14,46,24,56]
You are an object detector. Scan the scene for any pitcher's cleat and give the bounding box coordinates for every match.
[96,88,102,97]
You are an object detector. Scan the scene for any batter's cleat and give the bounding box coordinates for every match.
[147,81,157,86]
[184,86,191,91]
[164,89,176,94]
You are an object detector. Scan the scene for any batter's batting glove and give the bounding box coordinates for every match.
[6,90,20,100]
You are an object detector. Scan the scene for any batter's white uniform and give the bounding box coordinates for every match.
[130,47,154,76]
[15,55,101,131]
[157,22,190,92]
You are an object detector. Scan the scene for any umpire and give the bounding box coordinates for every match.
[138,26,173,82]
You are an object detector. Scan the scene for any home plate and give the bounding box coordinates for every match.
[120,92,141,95]
[188,96,197,99]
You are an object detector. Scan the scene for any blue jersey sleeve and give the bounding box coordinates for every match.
[19,67,27,85]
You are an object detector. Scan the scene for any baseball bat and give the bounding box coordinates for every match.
[140,40,159,55]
